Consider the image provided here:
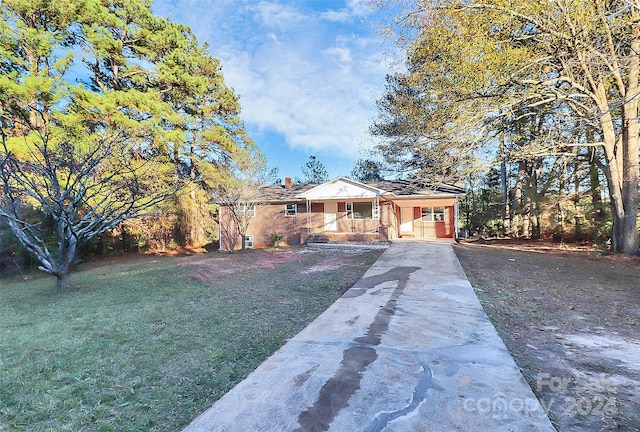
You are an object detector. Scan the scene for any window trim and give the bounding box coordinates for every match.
[240,203,256,218]
[284,203,297,216]
[244,235,254,249]
[346,200,378,220]
[421,206,445,222]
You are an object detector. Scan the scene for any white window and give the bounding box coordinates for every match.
[240,203,256,218]
[421,207,445,222]
[244,235,253,249]
[347,201,376,220]
[285,203,297,216]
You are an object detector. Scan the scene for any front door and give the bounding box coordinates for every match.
[400,207,413,233]
[324,202,338,231]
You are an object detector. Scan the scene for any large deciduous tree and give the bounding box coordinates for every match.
[0,0,254,287]
[376,0,640,255]
[0,130,169,288]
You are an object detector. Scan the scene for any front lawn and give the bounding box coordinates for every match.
[0,247,383,431]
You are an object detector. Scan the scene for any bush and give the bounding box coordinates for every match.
[270,233,283,247]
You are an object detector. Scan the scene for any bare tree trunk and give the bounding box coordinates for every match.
[572,161,581,239]
[512,162,525,237]
[558,201,566,236]
[523,198,531,238]
[616,24,640,254]
[588,147,604,243]
[189,141,199,247]
[531,162,541,239]
[55,270,71,289]
[591,15,640,255]
[522,161,536,239]
[500,134,509,236]
[601,108,639,254]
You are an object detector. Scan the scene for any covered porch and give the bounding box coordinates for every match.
[295,177,463,243]
[393,197,460,240]
[297,178,392,243]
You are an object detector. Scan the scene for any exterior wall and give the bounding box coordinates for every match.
[218,206,240,251]
[336,216,379,234]
[219,197,457,250]
[249,202,308,248]
[305,202,326,234]
[302,200,382,235]
[300,200,389,243]
[382,202,400,240]
[219,201,309,251]
[396,203,456,239]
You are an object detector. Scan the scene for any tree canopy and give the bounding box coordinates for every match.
[298,155,329,184]
[350,158,384,182]
[375,0,640,255]
[0,0,258,286]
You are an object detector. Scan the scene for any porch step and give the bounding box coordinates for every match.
[307,242,390,250]
[306,233,331,244]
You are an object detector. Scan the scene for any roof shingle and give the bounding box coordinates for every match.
[259,178,464,202]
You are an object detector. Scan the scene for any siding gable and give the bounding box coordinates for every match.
[298,178,385,200]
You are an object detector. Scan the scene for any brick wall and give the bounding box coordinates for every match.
[219,200,454,250]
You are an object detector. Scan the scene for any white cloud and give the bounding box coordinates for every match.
[320,9,351,23]
[249,1,308,29]
[346,0,373,17]
[323,47,352,64]
[319,0,372,23]
[153,0,392,161]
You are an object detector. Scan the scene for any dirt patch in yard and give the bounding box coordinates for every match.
[181,248,305,282]
[180,247,380,285]
[454,241,640,432]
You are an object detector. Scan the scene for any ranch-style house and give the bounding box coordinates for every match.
[218,176,465,251]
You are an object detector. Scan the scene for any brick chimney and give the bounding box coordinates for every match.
[284,177,293,188]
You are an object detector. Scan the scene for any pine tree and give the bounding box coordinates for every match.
[300,156,329,184]
[0,0,256,286]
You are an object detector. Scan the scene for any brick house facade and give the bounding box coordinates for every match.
[218,177,464,251]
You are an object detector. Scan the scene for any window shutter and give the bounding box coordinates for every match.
[445,207,451,235]
[337,202,346,212]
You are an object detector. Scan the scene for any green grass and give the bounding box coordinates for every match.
[0,247,383,431]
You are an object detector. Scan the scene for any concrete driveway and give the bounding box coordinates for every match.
[183,241,555,432]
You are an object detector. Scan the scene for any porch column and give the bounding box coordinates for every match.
[374,197,380,233]
[306,199,311,236]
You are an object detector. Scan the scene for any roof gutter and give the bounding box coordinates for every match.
[385,193,465,199]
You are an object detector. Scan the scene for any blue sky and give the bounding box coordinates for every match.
[152,0,397,180]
